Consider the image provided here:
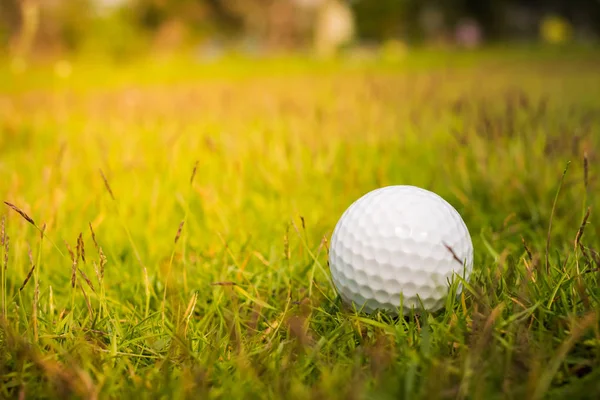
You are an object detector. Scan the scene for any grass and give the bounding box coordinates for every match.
[1,47,600,399]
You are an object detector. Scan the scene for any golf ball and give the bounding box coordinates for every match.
[329,185,473,314]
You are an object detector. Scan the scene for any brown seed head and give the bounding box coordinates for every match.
[20,264,35,291]
[4,236,9,271]
[20,245,35,291]
[92,261,101,287]
[78,268,95,292]
[3,202,36,227]
[65,241,75,262]
[89,223,98,250]
[77,233,86,263]
[174,221,184,244]
[190,160,199,185]
[575,207,591,249]
[65,241,77,288]
[1,215,5,246]
[71,262,77,288]
[99,169,115,201]
[522,236,533,261]
[99,248,107,281]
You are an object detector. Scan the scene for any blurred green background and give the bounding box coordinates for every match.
[1,0,599,64]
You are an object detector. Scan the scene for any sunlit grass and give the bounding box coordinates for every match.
[1,48,599,399]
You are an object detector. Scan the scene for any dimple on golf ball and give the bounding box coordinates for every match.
[328,185,473,314]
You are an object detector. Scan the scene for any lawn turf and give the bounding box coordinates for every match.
[1,48,600,399]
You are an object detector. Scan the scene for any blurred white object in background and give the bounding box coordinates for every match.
[314,0,355,57]
[93,0,129,15]
[293,0,325,10]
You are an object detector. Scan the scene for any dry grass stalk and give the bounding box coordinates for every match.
[28,243,34,265]
[3,201,36,226]
[89,223,98,250]
[578,242,591,263]
[588,247,600,269]
[89,223,107,282]
[20,243,35,291]
[65,241,77,288]
[65,241,75,262]
[78,268,95,293]
[1,215,5,246]
[79,282,93,319]
[522,236,533,261]
[99,169,115,201]
[182,291,198,338]
[3,236,8,271]
[190,160,199,185]
[77,232,86,263]
[174,221,184,244]
[99,248,107,282]
[211,281,236,286]
[20,264,35,291]
[574,207,591,250]
[92,261,101,287]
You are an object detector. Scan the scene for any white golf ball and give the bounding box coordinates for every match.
[329,185,473,314]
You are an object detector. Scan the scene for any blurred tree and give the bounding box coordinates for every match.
[349,0,600,44]
[203,0,244,35]
[48,0,94,52]
[350,0,412,42]
[0,0,21,49]
[129,0,213,35]
[2,0,599,56]
[204,0,316,50]
[3,0,41,59]
[350,0,508,44]
[81,6,151,59]
[1,0,96,56]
